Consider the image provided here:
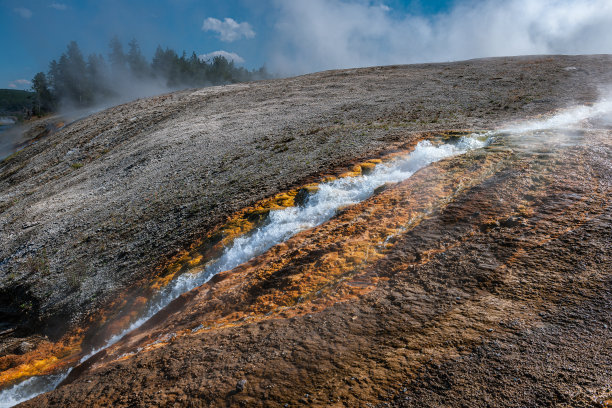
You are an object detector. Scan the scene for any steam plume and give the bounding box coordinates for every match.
[269,0,612,75]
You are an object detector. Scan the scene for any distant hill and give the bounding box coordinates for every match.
[0,89,35,115]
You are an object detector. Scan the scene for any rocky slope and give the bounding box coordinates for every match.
[1,55,611,406]
[29,128,612,407]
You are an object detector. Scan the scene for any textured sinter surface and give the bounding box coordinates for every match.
[0,55,611,405]
[2,56,611,344]
[24,128,612,407]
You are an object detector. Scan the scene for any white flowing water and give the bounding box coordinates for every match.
[0,374,66,408]
[116,134,489,340]
[0,134,488,407]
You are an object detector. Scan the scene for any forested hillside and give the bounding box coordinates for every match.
[0,89,35,115]
[31,38,270,113]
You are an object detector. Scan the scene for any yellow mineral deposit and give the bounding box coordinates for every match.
[0,132,477,389]
[0,337,83,388]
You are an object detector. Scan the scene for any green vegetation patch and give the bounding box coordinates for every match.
[0,89,35,114]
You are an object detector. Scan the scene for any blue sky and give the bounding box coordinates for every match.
[2,0,612,90]
[0,0,455,89]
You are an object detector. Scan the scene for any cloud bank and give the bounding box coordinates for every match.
[270,0,612,75]
[199,50,245,64]
[49,3,68,11]
[8,79,32,89]
[202,17,255,42]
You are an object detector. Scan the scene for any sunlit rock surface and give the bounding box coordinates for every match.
[20,128,612,407]
[1,55,612,406]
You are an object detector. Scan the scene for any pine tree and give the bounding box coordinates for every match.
[31,72,54,115]
[127,39,149,78]
[87,53,111,101]
[151,46,179,86]
[108,36,127,76]
[39,37,270,111]
[64,41,90,105]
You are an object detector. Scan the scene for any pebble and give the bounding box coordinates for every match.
[236,379,247,393]
[16,341,34,355]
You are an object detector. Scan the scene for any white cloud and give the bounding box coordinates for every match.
[199,50,245,64]
[49,3,68,10]
[8,79,32,89]
[14,7,32,19]
[269,0,612,75]
[202,17,255,42]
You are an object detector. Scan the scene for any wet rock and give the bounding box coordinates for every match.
[500,216,522,227]
[236,379,247,393]
[334,204,352,215]
[374,183,394,195]
[294,185,319,207]
[16,341,34,355]
[480,220,500,232]
[7,55,612,408]
[298,394,311,404]
[360,162,378,175]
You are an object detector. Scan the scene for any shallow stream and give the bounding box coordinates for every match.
[0,134,489,407]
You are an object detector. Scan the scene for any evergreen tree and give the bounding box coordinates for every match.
[46,42,92,107]
[151,46,179,86]
[31,72,54,115]
[87,53,111,101]
[127,39,149,78]
[177,51,192,85]
[108,36,127,76]
[188,52,206,85]
[47,59,62,99]
[209,56,233,83]
[40,37,270,111]
[65,41,91,105]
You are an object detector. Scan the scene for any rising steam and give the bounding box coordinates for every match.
[270,0,612,75]
[503,89,612,133]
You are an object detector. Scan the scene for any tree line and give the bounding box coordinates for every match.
[31,37,269,114]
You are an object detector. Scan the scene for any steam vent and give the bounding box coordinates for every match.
[1,55,611,407]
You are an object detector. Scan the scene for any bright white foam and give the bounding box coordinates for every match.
[0,134,488,407]
[0,372,68,408]
[131,134,488,330]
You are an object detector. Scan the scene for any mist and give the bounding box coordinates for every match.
[33,38,270,117]
[0,118,18,161]
[269,0,612,75]
[500,84,612,134]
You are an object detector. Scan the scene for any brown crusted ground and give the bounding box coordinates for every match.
[21,127,612,406]
[2,55,611,348]
[2,55,612,404]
